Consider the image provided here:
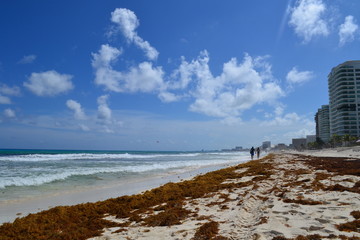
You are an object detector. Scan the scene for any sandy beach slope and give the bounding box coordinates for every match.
[0,151,359,240]
[0,163,240,225]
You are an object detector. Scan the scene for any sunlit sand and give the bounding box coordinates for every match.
[1,149,360,239]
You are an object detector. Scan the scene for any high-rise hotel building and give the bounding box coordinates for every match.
[315,105,330,142]
[328,60,360,137]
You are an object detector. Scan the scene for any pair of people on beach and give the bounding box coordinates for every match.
[250,147,260,160]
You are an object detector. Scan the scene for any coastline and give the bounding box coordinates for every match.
[1,150,359,239]
[0,159,248,225]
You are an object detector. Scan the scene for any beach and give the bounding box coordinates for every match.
[0,150,249,225]
[0,161,244,225]
[0,149,360,239]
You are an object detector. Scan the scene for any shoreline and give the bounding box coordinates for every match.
[0,159,249,225]
[1,150,359,239]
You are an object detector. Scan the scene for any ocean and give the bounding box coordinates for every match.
[0,149,250,204]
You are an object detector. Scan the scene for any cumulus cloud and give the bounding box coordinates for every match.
[286,67,314,85]
[97,95,112,123]
[24,70,74,96]
[274,106,285,116]
[121,62,164,92]
[267,112,301,126]
[339,15,359,46]
[0,83,21,104]
[79,124,90,131]
[92,44,165,93]
[95,9,289,122]
[284,127,315,139]
[158,91,182,103]
[18,54,37,64]
[92,44,122,68]
[261,105,314,132]
[168,51,284,119]
[4,108,15,118]
[92,44,123,92]
[0,83,21,96]
[289,0,329,43]
[0,95,11,104]
[110,8,159,60]
[66,100,86,120]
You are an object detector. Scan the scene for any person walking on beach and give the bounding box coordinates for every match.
[256,147,260,159]
[250,147,255,160]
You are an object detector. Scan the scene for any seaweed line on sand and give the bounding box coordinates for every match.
[1,153,360,240]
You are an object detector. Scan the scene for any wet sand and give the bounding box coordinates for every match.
[0,162,243,225]
[1,150,359,240]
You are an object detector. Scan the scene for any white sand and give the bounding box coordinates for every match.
[88,150,360,240]
[0,162,245,225]
[294,145,360,158]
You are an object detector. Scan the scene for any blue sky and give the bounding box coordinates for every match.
[0,0,359,151]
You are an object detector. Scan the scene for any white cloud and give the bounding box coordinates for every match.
[110,8,159,60]
[97,95,112,123]
[92,44,165,93]
[1,106,316,150]
[66,100,86,120]
[169,53,210,91]
[339,15,359,46]
[0,95,11,104]
[92,44,122,68]
[92,44,123,92]
[289,0,329,43]
[261,107,315,138]
[93,44,284,122]
[274,106,285,116]
[79,124,90,131]
[24,70,74,97]
[267,112,301,126]
[98,9,287,122]
[102,126,115,134]
[284,127,315,139]
[158,91,182,103]
[0,83,21,96]
[286,67,314,84]
[18,55,37,64]
[0,83,21,105]
[4,108,15,118]
[122,62,164,92]
[169,52,284,119]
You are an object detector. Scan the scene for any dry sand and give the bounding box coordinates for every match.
[89,151,360,240]
[1,149,359,240]
[293,145,360,158]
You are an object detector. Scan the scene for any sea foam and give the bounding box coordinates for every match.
[0,151,249,189]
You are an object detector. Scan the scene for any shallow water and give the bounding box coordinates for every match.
[0,149,251,224]
[0,149,249,202]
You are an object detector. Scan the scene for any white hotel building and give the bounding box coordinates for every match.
[328,60,360,137]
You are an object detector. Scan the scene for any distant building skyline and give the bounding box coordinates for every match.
[292,138,307,150]
[262,141,271,149]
